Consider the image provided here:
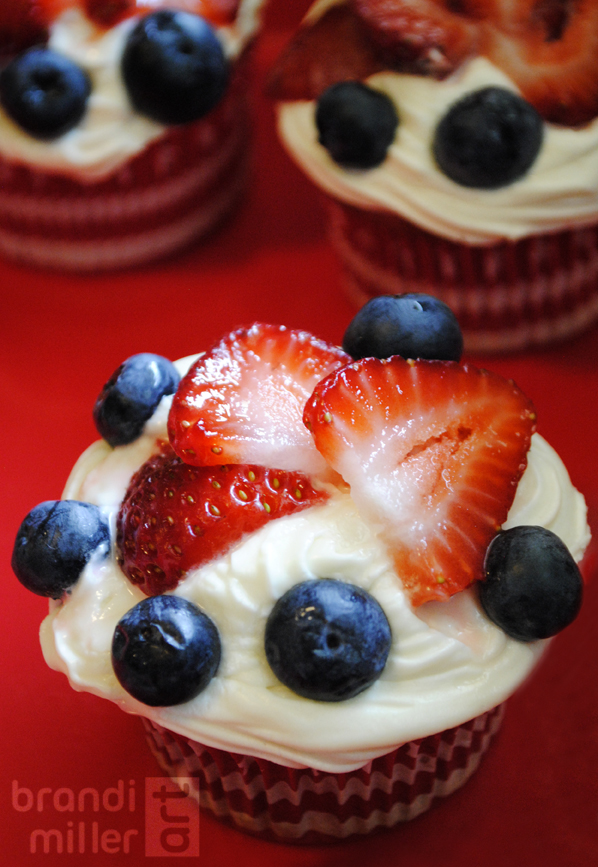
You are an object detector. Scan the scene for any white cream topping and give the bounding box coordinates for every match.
[40,375,590,772]
[0,3,262,181]
[277,55,598,245]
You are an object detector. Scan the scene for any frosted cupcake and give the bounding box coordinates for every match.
[269,0,598,351]
[0,0,263,270]
[13,308,590,842]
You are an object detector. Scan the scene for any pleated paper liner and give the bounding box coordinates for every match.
[0,52,254,271]
[143,703,504,844]
[326,199,598,353]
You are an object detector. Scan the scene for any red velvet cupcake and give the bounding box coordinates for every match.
[0,0,264,270]
[270,0,598,352]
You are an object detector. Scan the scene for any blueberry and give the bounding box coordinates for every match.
[0,47,90,140]
[433,87,543,189]
[316,81,398,170]
[265,579,392,701]
[12,501,109,598]
[121,10,229,125]
[93,353,180,447]
[112,595,221,706]
[343,293,463,362]
[479,526,583,642]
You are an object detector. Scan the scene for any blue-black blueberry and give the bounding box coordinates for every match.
[112,595,221,707]
[479,525,583,641]
[265,578,392,701]
[316,81,398,170]
[121,10,229,125]
[433,87,543,189]
[93,353,180,447]
[342,293,463,361]
[0,47,91,140]
[12,500,110,598]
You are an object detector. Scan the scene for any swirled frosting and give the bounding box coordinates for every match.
[0,2,262,181]
[38,359,590,772]
[277,50,598,245]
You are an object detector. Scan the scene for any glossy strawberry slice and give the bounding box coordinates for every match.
[268,3,387,101]
[117,447,328,595]
[0,1,50,58]
[269,0,478,101]
[168,324,350,476]
[482,0,598,126]
[194,0,240,26]
[353,0,478,78]
[83,0,134,28]
[272,0,598,126]
[304,357,537,606]
[83,0,240,28]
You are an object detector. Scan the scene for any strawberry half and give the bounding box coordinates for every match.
[268,3,388,101]
[304,357,537,606]
[272,0,598,126]
[482,0,598,127]
[168,324,350,476]
[353,0,478,79]
[116,447,328,595]
[0,1,50,59]
[83,0,135,28]
[83,0,240,29]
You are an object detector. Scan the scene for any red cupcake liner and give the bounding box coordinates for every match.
[326,199,598,353]
[0,53,254,271]
[143,703,504,844]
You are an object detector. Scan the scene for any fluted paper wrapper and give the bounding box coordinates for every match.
[0,55,253,271]
[327,199,598,353]
[143,703,504,844]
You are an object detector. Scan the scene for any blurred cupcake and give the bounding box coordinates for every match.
[0,0,263,270]
[269,0,598,352]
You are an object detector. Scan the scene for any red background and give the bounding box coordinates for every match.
[2,3,597,864]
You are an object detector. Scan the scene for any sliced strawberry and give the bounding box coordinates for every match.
[269,0,479,101]
[191,0,241,26]
[135,0,241,26]
[482,0,598,127]
[116,447,328,595]
[168,324,350,476]
[272,0,598,126]
[304,357,537,607]
[352,0,478,78]
[268,3,388,101]
[0,1,50,58]
[83,0,135,28]
[83,0,240,29]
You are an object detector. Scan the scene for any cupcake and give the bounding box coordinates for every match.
[269,0,598,352]
[12,306,590,843]
[0,0,263,270]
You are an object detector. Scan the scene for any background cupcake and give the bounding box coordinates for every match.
[12,316,590,842]
[0,0,264,270]
[269,0,598,352]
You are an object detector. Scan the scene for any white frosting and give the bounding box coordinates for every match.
[277,55,598,245]
[39,367,590,772]
[0,3,262,181]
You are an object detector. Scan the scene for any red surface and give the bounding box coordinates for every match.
[2,6,598,865]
